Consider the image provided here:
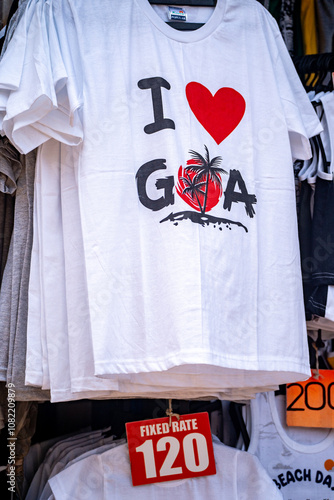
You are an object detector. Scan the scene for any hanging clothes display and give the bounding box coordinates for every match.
[293,54,334,338]
[247,391,334,499]
[46,435,282,500]
[0,0,322,402]
[0,133,49,401]
[25,430,125,500]
[0,147,50,401]
[0,1,332,500]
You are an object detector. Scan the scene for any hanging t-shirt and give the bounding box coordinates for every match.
[0,0,322,395]
[32,140,283,401]
[0,136,20,281]
[0,137,20,379]
[0,134,48,400]
[309,92,334,287]
[49,438,283,500]
[248,391,334,499]
[5,150,50,400]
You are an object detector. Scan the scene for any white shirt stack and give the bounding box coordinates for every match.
[0,0,322,401]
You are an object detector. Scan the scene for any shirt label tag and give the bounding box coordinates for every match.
[126,412,216,486]
[168,6,187,22]
[286,370,334,428]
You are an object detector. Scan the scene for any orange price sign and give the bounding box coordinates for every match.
[286,370,334,428]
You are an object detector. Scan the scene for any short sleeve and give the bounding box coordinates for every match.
[236,450,283,500]
[0,0,83,154]
[273,31,323,160]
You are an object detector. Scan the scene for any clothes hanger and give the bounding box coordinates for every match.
[293,53,334,93]
[229,402,250,451]
[148,0,217,30]
[298,137,318,183]
[315,133,331,176]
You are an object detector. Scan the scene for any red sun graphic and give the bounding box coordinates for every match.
[176,146,226,213]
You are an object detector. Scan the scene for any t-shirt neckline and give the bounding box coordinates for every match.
[134,0,227,43]
[268,391,334,453]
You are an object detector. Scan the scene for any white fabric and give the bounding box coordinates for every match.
[318,92,334,177]
[42,439,126,500]
[0,0,83,153]
[36,436,110,500]
[39,437,124,500]
[49,439,283,500]
[248,392,334,499]
[25,429,105,500]
[23,429,91,494]
[27,140,277,400]
[32,141,283,401]
[77,0,318,382]
[0,0,322,400]
[24,435,66,490]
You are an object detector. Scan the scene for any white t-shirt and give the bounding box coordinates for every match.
[248,392,334,499]
[49,439,283,500]
[0,0,322,397]
[29,140,282,400]
[75,0,319,382]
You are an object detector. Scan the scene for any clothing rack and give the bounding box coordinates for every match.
[293,52,334,92]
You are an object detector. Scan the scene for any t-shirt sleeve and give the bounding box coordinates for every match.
[273,30,323,161]
[236,450,283,499]
[0,0,83,154]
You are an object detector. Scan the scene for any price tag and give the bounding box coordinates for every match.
[126,412,216,486]
[286,370,334,428]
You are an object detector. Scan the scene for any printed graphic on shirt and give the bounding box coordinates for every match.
[185,82,246,145]
[161,145,254,231]
[176,146,226,214]
[135,77,257,232]
[272,463,334,496]
[324,459,334,471]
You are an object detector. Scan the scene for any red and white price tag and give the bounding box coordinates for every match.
[126,412,216,486]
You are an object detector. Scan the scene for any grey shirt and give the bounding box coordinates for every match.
[0,141,49,400]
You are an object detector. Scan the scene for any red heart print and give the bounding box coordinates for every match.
[186,82,246,145]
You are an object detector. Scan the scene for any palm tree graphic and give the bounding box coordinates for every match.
[162,145,249,232]
[179,171,206,213]
[184,145,227,214]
